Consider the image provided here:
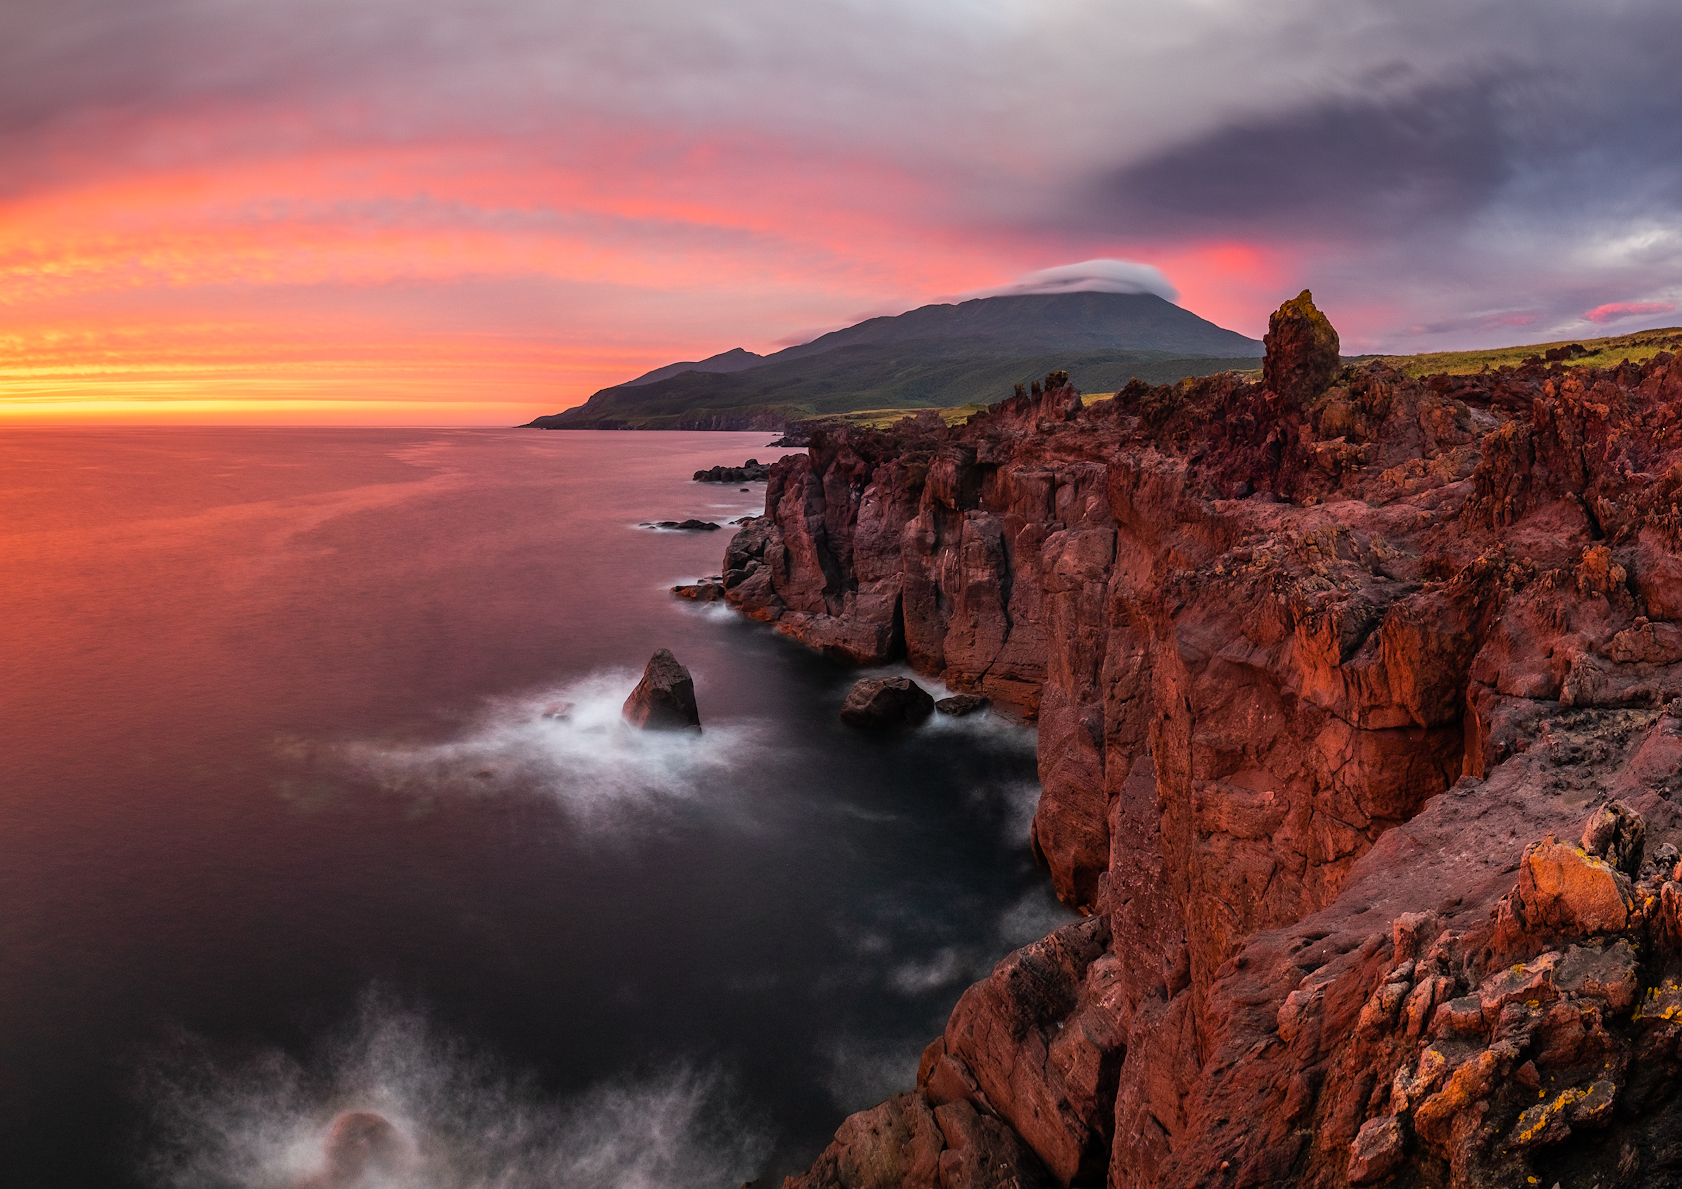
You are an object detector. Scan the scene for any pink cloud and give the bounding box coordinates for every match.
[1585,301,1676,324]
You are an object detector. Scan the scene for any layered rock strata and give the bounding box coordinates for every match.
[720,292,1682,1187]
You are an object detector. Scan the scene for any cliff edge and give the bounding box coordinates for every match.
[721,291,1682,1188]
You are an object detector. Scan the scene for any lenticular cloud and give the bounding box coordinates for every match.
[965,259,1179,302]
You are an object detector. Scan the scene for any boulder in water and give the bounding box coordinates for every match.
[623,649,701,730]
[935,693,990,717]
[642,519,720,531]
[840,677,934,729]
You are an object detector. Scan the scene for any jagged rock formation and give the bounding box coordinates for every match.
[621,648,701,730]
[718,290,1682,1186]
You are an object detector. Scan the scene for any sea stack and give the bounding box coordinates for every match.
[622,648,701,730]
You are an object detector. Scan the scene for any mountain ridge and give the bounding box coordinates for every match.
[525,291,1262,430]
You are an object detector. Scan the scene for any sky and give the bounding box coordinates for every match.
[4,0,1680,425]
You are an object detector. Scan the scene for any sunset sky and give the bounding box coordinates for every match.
[5,0,1680,425]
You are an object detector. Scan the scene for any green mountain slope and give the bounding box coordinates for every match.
[526,341,1261,430]
[525,291,1263,430]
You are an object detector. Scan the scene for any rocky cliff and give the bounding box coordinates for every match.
[721,291,1682,1188]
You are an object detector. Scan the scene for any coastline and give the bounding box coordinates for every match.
[710,295,1682,1188]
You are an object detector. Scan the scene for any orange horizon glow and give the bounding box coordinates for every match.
[3,102,1298,425]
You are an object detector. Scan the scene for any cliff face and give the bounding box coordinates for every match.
[725,292,1682,1188]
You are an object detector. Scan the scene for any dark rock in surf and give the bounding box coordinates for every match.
[622,649,701,730]
[672,581,727,602]
[935,694,990,717]
[840,677,934,729]
[540,700,575,720]
[694,459,771,483]
[643,519,721,531]
[293,1111,407,1188]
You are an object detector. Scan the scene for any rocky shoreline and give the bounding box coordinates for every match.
[706,292,1682,1187]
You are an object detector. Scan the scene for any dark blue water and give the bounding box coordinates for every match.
[0,428,1066,1188]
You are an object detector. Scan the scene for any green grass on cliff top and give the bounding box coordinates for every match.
[792,327,1682,430]
[1374,325,1682,377]
[817,393,1123,429]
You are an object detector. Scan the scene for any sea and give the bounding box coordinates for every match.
[0,427,1068,1188]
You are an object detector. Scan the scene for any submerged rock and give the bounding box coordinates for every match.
[840,677,934,729]
[935,694,990,717]
[694,459,770,483]
[643,519,721,531]
[622,649,701,730]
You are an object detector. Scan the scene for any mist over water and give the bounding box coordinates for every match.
[0,429,1071,1186]
[329,670,777,827]
[142,996,768,1189]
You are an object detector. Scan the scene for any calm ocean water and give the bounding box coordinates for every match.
[0,428,1066,1188]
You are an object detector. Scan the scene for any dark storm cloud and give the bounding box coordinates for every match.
[1097,81,1512,237]
[1067,0,1682,342]
[1089,9,1682,238]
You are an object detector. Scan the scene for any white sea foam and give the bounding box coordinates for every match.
[839,664,1039,750]
[330,670,772,826]
[140,997,767,1189]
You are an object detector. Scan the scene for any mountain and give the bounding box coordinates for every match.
[622,346,766,387]
[524,291,1262,429]
[772,291,1262,359]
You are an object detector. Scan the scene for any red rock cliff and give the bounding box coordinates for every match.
[724,292,1682,1188]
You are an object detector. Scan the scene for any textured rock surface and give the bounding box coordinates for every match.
[935,693,991,717]
[621,648,700,730]
[784,1093,1054,1189]
[840,676,935,729]
[733,300,1682,1187]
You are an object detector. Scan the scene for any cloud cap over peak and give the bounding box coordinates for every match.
[963,259,1178,303]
